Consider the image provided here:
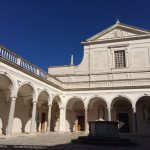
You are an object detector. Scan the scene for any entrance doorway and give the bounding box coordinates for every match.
[41,112,46,132]
[118,113,129,133]
[77,116,85,131]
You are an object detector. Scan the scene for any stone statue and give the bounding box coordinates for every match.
[98,105,105,121]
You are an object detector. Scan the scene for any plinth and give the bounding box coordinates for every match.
[89,121,119,138]
[72,120,137,146]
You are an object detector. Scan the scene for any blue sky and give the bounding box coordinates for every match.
[0,0,150,71]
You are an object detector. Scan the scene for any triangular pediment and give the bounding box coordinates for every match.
[86,23,150,42]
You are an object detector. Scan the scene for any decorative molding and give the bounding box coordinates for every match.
[62,79,150,90]
[98,29,136,40]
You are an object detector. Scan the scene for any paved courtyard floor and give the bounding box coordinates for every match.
[0,132,149,150]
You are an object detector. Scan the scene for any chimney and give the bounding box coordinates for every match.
[70,54,74,66]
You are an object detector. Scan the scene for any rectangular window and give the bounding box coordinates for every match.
[114,50,126,68]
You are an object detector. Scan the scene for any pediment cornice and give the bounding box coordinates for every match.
[84,22,150,44]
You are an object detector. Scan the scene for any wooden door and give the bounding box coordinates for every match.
[77,116,85,131]
[41,112,46,132]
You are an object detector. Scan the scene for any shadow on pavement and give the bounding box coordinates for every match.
[0,143,143,150]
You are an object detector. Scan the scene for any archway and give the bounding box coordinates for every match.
[66,97,84,132]
[111,96,132,133]
[12,83,35,133]
[136,96,150,135]
[0,74,14,134]
[88,97,108,122]
[37,90,50,132]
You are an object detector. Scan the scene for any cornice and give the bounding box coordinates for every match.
[0,57,63,90]
[82,34,150,46]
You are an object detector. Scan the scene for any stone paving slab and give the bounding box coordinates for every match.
[0,132,148,150]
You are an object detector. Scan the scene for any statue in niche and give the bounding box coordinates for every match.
[98,105,105,121]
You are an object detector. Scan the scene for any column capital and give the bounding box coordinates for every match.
[132,107,136,113]
[48,104,52,107]
[107,107,111,110]
[84,107,88,110]
[32,101,37,104]
[10,96,17,101]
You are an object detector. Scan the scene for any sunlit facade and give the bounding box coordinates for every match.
[0,21,150,136]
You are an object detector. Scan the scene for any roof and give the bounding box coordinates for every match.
[84,21,150,43]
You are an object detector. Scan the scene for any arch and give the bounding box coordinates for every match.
[135,94,150,106]
[87,96,108,109]
[0,72,17,97]
[17,81,36,100]
[14,82,36,134]
[38,89,50,102]
[66,96,85,109]
[110,95,133,107]
[52,95,62,107]
[110,95,133,133]
[0,73,17,134]
[88,96,108,122]
[135,95,150,135]
[66,96,85,132]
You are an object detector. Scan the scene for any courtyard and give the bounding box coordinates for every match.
[0,132,149,150]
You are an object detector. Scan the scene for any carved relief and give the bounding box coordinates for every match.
[98,29,136,40]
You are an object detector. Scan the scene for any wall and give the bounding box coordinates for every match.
[48,38,150,83]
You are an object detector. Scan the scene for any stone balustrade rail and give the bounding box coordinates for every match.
[0,46,62,88]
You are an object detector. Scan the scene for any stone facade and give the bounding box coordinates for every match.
[0,21,150,136]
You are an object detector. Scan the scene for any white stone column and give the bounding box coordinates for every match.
[84,107,88,132]
[30,101,37,133]
[132,107,137,134]
[47,104,52,132]
[59,107,66,132]
[6,96,17,136]
[107,107,111,121]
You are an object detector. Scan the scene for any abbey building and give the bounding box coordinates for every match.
[0,21,150,136]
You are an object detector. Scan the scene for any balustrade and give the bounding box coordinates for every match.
[0,46,47,78]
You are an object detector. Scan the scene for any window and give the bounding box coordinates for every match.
[114,50,126,68]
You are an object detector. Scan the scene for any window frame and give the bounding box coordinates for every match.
[109,45,129,70]
[114,50,126,68]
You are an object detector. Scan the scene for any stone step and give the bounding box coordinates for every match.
[79,136,129,141]
[72,136,137,146]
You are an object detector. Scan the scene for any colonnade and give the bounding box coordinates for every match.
[5,94,147,136]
